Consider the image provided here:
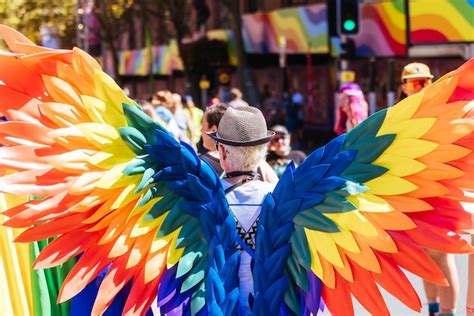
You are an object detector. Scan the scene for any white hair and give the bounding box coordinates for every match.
[221,143,267,171]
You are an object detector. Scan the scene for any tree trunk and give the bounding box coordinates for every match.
[105,33,121,85]
[225,0,260,106]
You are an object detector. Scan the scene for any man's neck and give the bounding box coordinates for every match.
[222,169,258,184]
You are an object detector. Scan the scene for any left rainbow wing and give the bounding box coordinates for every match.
[253,59,474,315]
[0,25,240,315]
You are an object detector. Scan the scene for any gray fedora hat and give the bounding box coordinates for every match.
[208,106,275,146]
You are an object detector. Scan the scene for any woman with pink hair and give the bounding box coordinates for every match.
[334,83,368,135]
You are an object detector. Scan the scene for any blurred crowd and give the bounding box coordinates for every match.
[133,60,473,316]
[135,87,310,182]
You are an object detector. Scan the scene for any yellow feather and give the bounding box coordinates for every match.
[131,211,167,238]
[305,229,344,268]
[81,95,127,128]
[347,193,393,213]
[378,92,424,135]
[111,183,139,209]
[376,117,435,139]
[165,228,184,265]
[374,154,426,177]
[87,145,135,169]
[76,123,121,149]
[325,211,378,237]
[128,196,161,219]
[94,70,133,113]
[383,139,438,158]
[96,164,137,189]
[81,95,107,124]
[306,233,324,281]
[332,230,360,253]
[365,174,417,195]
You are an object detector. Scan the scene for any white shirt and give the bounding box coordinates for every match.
[221,179,275,310]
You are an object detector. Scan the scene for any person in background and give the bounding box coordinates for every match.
[267,125,306,177]
[137,99,167,127]
[200,104,278,183]
[399,62,458,316]
[170,93,195,147]
[262,89,285,127]
[182,95,203,147]
[468,236,474,316]
[200,104,229,175]
[285,89,305,148]
[229,88,249,107]
[398,62,434,101]
[151,91,181,140]
[334,83,368,135]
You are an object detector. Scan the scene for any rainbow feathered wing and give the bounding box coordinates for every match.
[254,59,474,315]
[0,25,240,315]
[0,25,473,315]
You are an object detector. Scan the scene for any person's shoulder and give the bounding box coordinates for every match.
[250,180,276,193]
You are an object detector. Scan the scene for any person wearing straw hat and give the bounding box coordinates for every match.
[208,106,275,311]
[398,62,434,101]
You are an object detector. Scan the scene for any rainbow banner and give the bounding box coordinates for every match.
[151,40,183,75]
[242,4,329,54]
[207,29,238,66]
[410,0,474,44]
[118,49,150,76]
[118,41,183,76]
[353,0,406,57]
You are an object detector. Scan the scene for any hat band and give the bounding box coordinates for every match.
[216,137,272,147]
[213,131,274,147]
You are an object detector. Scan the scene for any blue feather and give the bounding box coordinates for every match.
[321,135,345,163]
[309,176,346,193]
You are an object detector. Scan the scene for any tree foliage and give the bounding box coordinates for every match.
[0,0,76,48]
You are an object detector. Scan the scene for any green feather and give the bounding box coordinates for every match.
[136,168,156,193]
[176,251,202,278]
[315,192,356,213]
[294,210,340,232]
[350,134,396,163]
[283,271,301,315]
[190,283,206,315]
[122,103,165,143]
[290,227,311,270]
[286,254,309,292]
[118,126,147,155]
[344,109,387,148]
[342,162,388,183]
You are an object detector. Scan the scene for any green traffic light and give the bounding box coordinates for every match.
[343,19,356,31]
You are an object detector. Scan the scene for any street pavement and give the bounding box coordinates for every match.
[320,234,471,316]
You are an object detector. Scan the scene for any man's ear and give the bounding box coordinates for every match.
[210,125,218,132]
[218,144,226,160]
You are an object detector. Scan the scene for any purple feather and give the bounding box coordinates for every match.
[303,271,322,314]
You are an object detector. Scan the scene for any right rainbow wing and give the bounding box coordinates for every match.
[253,59,474,315]
[0,25,240,315]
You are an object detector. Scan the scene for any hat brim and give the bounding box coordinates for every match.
[402,74,434,80]
[207,131,275,147]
